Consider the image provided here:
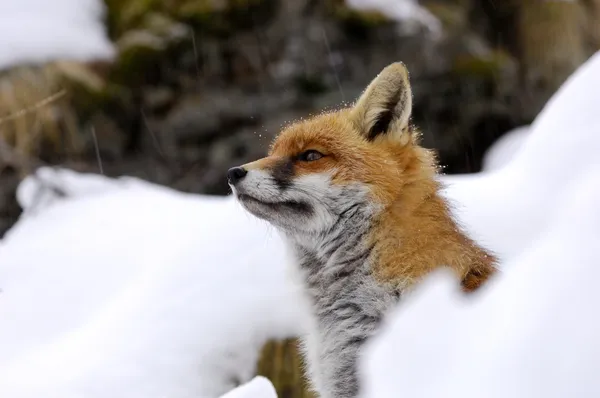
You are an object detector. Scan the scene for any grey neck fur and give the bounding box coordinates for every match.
[284,200,402,398]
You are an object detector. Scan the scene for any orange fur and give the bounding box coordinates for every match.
[244,63,497,293]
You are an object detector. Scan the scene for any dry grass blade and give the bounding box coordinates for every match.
[0,88,69,174]
[0,89,67,126]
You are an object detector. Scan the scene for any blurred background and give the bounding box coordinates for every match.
[0,0,598,237]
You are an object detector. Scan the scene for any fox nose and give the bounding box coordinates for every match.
[227,167,247,184]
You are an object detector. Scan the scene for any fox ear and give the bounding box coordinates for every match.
[352,62,413,142]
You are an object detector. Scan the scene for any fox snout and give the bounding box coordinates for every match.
[227,166,247,185]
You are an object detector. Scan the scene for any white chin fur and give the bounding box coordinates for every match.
[234,171,369,233]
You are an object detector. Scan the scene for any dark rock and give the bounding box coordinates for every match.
[142,86,176,113]
[0,169,21,238]
[86,113,128,160]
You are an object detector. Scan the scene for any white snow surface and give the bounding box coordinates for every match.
[346,0,441,35]
[0,170,303,398]
[361,170,600,398]
[218,377,277,398]
[360,51,600,398]
[0,0,114,70]
[481,125,530,171]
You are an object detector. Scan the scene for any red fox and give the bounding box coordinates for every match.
[228,62,497,398]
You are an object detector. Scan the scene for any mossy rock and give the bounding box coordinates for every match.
[105,0,164,38]
[326,0,392,39]
[421,1,466,29]
[256,338,315,398]
[111,30,165,84]
[109,10,190,85]
[452,50,514,80]
[177,0,230,35]
[295,75,329,96]
[52,61,117,120]
[176,0,278,36]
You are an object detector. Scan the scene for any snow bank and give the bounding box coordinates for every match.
[0,0,114,70]
[346,0,441,35]
[441,51,600,263]
[218,377,277,398]
[0,168,302,398]
[360,51,600,398]
[361,166,600,398]
[481,125,530,171]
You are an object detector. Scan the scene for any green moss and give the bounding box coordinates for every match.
[421,2,466,28]
[177,0,230,35]
[108,11,190,86]
[326,0,391,40]
[452,51,514,80]
[226,0,277,31]
[51,62,132,122]
[110,30,165,85]
[53,62,106,117]
[176,0,276,36]
[335,9,388,26]
[142,12,189,41]
[105,0,165,38]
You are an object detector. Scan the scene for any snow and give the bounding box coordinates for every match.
[441,50,600,263]
[0,168,303,398]
[361,165,600,398]
[360,51,600,398]
[481,125,530,171]
[0,0,114,71]
[218,377,277,398]
[346,0,441,36]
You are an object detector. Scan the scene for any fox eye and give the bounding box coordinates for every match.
[297,150,324,162]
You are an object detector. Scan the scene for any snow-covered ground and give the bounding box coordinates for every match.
[0,171,302,398]
[361,168,600,398]
[480,125,530,171]
[0,0,114,70]
[0,36,599,398]
[219,377,277,398]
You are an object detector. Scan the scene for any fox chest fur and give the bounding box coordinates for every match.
[286,205,400,398]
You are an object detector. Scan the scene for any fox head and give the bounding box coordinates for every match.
[228,62,439,235]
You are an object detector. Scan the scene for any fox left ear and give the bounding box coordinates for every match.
[351,62,413,142]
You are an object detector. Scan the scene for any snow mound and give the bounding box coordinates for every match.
[0,0,114,70]
[481,125,530,171]
[360,50,600,398]
[15,167,138,213]
[361,167,600,398]
[218,377,277,398]
[441,50,600,263]
[0,171,303,398]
